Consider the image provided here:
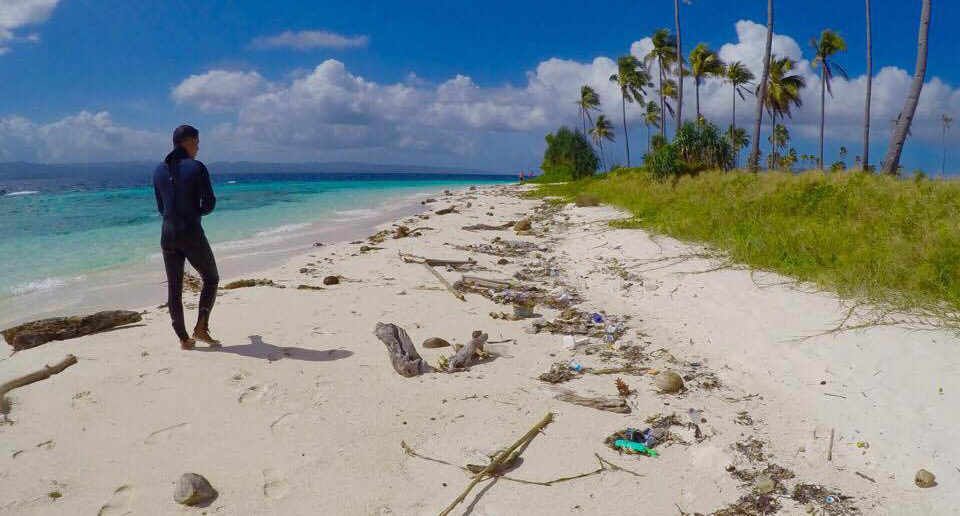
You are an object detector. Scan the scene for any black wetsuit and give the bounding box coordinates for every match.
[153,148,219,341]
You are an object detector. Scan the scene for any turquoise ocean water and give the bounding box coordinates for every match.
[0,171,512,325]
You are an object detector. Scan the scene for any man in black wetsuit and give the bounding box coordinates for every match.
[153,125,220,350]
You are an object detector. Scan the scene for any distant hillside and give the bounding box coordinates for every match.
[0,161,503,180]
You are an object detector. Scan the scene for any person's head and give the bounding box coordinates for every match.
[172,125,200,158]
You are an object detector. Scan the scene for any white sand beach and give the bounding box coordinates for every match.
[1,184,956,515]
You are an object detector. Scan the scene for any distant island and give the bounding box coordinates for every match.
[0,161,507,180]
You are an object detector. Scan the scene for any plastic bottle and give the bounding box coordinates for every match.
[614,439,659,457]
[569,361,583,372]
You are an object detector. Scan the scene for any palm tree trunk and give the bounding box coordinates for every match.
[599,140,606,172]
[819,68,826,170]
[732,86,738,166]
[647,124,651,153]
[770,111,777,168]
[695,78,701,119]
[581,109,587,136]
[658,61,666,139]
[750,0,774,171]
[674,0,683,131]
[863,0,873,169]
[882,0,930,175]
[943,125,947,175]
[622,95,631,167]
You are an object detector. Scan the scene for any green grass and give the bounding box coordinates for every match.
[531,168,960,317]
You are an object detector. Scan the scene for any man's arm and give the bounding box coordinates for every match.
[154,175,164,214]
[198,162,216,215]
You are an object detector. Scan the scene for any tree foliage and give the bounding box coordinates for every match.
[541,126,599,179]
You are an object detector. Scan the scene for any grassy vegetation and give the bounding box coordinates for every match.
[532,168,960,316]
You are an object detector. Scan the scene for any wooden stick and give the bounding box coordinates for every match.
[460,275,515,289]
[0,354,78,398]
[424,264,466,302]
[399,252,475,267]
[439,412,554,516]
[827,427,835,461]
[855,471,876,483]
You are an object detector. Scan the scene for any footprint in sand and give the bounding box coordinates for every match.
[143,422,191,445]
[269,412,299,435]
[97,485,134,516]
[238,383,278,404]
[262,468,289,500]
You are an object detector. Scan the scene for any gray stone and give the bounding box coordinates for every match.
[422,337,451,349]
[173,473,216,506]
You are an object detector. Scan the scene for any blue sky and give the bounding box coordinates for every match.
[1,0,958,173]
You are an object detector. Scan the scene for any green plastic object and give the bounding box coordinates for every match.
[614,439,658,457]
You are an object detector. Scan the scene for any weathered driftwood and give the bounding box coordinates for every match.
[424,264,466,302]
[439,412,554,516]
[446,332,488,371]
[2,311,142,351]
[0,354,78,400]
[223,278,276,289]
[554,391,631,414]
[373,323,436,377]
[462,221,515,231]
[399,252,476,268]
[459,275,516,289]
[435,207,457,215]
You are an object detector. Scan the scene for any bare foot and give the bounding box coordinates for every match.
[180,338,196,351]
[192,328,221,347]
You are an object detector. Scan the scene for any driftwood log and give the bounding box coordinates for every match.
[435,207,457,215]
[459,275,516,289]
[373,323,436,377]
[554,391,631,414]
[0,354,78,413]
[438,412,555,516]
[462,221,515,231]
[2,310,142,351]
[398,252,475,268]
[446,332,488,371]
[424,264,466,302]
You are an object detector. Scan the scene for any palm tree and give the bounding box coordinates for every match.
[643,101,662,153]
[725,61,755,153]
[608,55,650,167]
[644,28,678,139]
[768,123,790,169]
[942,113,954,175]
[726,125,750,167]
[749,0,775,171]
[575,85,601,136]
[811,29,848,170]
[674,0,693,128]
[863,0,873,170]
[882,0,931,175]
[590,115,616,172]
[689,43,725,119]
[758,55,806,168]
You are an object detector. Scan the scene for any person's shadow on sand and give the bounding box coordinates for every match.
[197,335,352,363]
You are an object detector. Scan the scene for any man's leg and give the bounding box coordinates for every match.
[183,232,220,346]
[162,248,193,349]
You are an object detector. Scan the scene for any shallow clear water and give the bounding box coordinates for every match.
[0,172,512,303]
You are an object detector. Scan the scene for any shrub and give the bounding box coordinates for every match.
[541,126,599,180]
[644,142,685,181]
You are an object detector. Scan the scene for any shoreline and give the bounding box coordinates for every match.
[0,184,470,329]
[1,183,955,515]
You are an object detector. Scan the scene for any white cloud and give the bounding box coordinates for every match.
[251,30,369,51]
[0,111,164,162]
[0,0,60,53]
[5,19,959,169]
[172,70,267,113]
